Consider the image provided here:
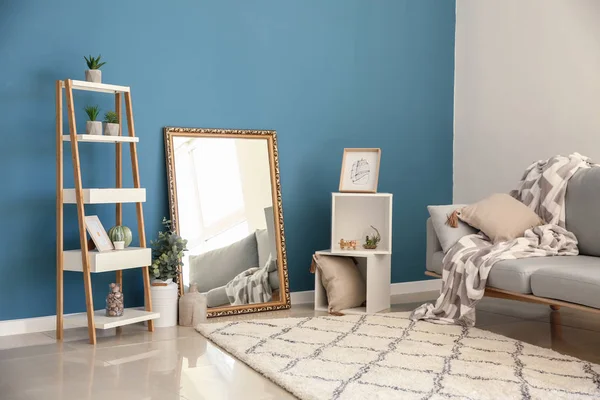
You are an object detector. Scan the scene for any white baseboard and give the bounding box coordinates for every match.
[291,279,441,305]
[0,314,64,337]
[0,280,441,337]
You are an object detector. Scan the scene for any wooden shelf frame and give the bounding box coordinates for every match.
[56,79,154,344]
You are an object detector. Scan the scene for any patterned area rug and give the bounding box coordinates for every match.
[196,312,600,400]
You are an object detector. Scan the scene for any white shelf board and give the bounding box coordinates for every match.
[316,249,391,257]
[333,192,393,198]
[61,79,130,93]
[66,308,159,330]
[63,188,146,204]
[63,134,138,143]
[64,247,151,273]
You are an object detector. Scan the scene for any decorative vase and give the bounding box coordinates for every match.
[108,225,132,247]
[86,120,102,135]
[150,279,178,328]
[104,122,119,136]
[106,283,124,317]
[85,69,102,83]
[179,283,207,327]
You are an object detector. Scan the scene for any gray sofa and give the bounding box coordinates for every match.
[426,167,600,310]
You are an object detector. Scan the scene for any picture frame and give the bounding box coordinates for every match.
[85,215,114,252]
[339,148,381,193]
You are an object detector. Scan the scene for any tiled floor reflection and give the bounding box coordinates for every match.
[1,292,600,399]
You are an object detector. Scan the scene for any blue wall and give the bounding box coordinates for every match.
[0,1,455,320]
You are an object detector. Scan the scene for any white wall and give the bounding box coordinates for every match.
[454,0,600,203]
[235,139,273,231]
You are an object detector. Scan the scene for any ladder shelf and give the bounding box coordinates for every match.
[56,79,155,344]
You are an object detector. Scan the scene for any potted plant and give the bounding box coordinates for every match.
[363,225,381,250]
[84,105,102,135]
[84,54,106,83]
[103,111,119,136]
[150,217,188,328]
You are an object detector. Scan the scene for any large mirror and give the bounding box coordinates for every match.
[164,127,290,317]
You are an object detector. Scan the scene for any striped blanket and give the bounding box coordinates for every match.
[225,255,275,306]
[411,153,594,326]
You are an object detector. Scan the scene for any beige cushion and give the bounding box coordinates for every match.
[458,193,543,244]
[313,254,366,313]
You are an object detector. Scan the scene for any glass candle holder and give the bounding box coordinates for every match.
[106,283,124,317]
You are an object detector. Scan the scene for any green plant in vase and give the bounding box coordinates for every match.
[84,105,102,135]
[84,54,106,83]
[150,217,188,283]
[103,111,120,136]
[363,225,381,250]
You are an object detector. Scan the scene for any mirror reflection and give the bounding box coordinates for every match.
[170,134,285,313]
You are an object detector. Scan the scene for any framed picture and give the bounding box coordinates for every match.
[339,148,381,193]
[85,215,114,252]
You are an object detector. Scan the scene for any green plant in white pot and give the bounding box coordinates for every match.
[84,105,102,135]
[103,111,119,136]
[84,54,106,83]
[150,217,188,284]
[150,217,188,328]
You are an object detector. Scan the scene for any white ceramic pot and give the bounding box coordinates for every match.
[150,279,178,328]
[113,241,125,250]
[104,123,119,136]
[85,69,102,83]
[86,121,102,135]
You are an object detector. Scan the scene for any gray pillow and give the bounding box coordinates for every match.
[206,286,230,308]
[428,205,477,253]
[189,232,259,293]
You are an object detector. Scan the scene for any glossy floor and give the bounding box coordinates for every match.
[2,293,600,399]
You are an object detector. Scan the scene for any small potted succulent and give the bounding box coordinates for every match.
[363,225,381,250]
[84,105,102,135]
[84,54,106,83]
[108,225,132,248]
[103,111,119,136]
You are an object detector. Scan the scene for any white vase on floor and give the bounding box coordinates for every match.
[150,278,178,328]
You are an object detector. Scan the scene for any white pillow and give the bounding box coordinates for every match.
[428,205,478,253]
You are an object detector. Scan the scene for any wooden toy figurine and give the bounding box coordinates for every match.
[339,239,357,250]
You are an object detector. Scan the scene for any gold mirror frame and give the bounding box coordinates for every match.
[164,127,291,317]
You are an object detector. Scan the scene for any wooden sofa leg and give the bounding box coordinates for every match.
[550,305,561,311]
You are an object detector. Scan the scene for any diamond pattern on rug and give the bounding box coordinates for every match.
[196,312,600,400]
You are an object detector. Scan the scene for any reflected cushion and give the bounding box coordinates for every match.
[256,229,272,268]
[428,204,477,253]
[190,232,259,293]
[313,254,366,313]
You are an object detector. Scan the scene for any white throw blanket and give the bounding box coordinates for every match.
[411,153,594,326]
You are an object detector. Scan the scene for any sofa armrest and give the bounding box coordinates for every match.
[426,218,442,272]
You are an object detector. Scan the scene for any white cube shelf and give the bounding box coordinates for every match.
[63,188,146,204]
[64,247,151,273]
[331,193,393,254]
[314,251,391,314]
